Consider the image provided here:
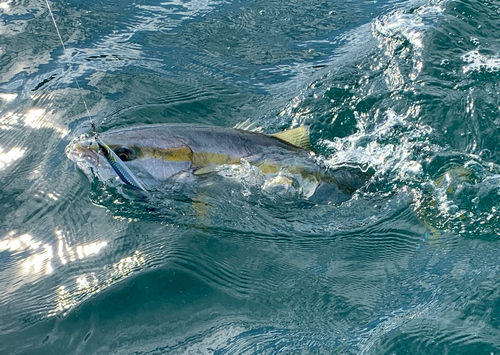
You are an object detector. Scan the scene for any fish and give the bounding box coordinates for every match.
[66,124,370,204]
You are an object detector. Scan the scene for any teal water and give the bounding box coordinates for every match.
[2,0,500,353]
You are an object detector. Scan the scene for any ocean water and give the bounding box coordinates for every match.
[2,0,500,353]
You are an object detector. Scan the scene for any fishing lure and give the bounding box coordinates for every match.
[88,123,146,191]
[95,139,147,192]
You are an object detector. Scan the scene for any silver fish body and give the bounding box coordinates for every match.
[66,124,369,203]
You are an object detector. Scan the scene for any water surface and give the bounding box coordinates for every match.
[1,0,500,353]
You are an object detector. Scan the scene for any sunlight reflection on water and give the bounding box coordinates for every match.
[0,147,26,170]
[51,250,147,316]
[0,107,68,136]
[0,231,110,277]
[0,93,17,102]
[0,228,147,318]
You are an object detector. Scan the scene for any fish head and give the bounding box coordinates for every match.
[66,126,194,186]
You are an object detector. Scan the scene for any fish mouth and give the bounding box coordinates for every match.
[65,138,115,181]
[66,139,99,165]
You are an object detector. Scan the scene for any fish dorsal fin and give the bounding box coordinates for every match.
[271,126,311,150]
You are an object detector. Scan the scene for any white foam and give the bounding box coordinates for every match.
[461,50,500,74]
[321,110,428,182]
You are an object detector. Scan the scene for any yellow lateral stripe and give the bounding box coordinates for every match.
[137,146,194,162]
[191,151,240,166]
[131,145,241,166]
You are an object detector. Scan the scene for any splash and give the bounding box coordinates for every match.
[462,50,500,74]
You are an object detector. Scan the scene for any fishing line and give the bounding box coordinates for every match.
[44,0,94,132]
[45,0,148,191]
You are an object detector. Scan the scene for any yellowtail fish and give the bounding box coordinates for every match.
[66,124,370,203]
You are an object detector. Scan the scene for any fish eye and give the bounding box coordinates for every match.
[114,146,135,161]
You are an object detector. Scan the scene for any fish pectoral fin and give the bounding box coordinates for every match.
[271,126,311,150]
[193,164,218,176]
